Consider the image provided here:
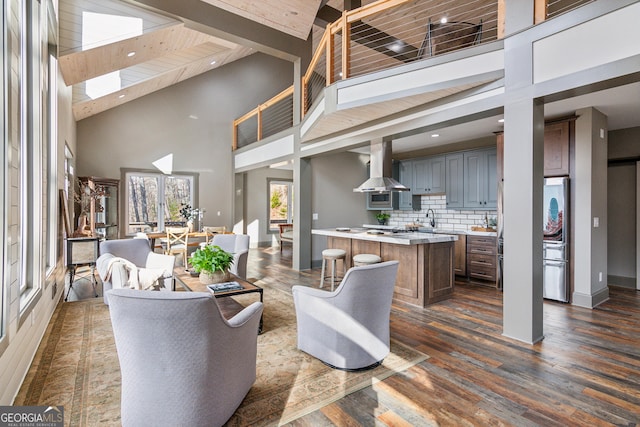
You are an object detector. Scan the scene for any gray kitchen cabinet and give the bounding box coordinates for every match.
[398,160,414,210]
[463,148,497,209]
[445,153,464,209]
[412,155,446,195]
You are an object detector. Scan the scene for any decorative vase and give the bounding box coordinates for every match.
[187,220,194,232]
[199,270,231,285]
[377,219,387,225]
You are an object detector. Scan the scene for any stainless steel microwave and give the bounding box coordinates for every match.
[366,191,399,210]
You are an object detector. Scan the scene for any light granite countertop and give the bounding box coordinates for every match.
[431,228,498,237]
[361,224,498,237]
[312,228,458,245]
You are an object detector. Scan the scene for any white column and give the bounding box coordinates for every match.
[293,157,312,270]
[572,107,609,307]
[502,99,545,344]
[501,0,545,343]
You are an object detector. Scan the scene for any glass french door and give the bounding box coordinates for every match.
[125,172,194,235]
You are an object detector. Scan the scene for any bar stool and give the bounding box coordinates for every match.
[320,249,347,291]
[353,253,382,267]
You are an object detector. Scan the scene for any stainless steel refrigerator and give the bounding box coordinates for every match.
[543,177,569,302]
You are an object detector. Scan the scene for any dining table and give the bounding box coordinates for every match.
[146,230,220,251]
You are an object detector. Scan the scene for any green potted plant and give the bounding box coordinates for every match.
[375,211,391,225]
[190,244,235,284]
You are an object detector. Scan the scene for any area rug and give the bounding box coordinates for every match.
[15,283,428,426]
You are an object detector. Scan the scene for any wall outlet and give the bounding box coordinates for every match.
[312,213,318,220]
[599,272,603,282]
[593,217,599,228]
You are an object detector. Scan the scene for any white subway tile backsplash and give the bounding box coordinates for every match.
[389,195,497,231]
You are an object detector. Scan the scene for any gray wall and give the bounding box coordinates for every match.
[609,127,640,159]
[310,151,373,263]
[76,53,292,235]
[607,127,639,286]
[243,151,371,259]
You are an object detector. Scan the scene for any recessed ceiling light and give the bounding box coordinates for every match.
[440,17,448,24]
[498,118,504,123]
[118,94,125,99]
[431,133,440,138]
[210,60,216,65]
[127,51,136,57]
[388,41,405,53]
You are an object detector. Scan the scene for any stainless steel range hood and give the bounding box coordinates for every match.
[354,139,410,192]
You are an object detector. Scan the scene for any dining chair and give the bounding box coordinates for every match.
[203,226,227,243]
[417,18,483,59]
[164,226,190,267]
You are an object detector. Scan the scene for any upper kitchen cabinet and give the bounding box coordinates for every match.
[445,153,464,209]
[398,160,414,210]
[463,148,497,209]
[413,155,446,195]
[544,121,571,177]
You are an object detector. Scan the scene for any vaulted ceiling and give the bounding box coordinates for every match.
[59,0,323,120]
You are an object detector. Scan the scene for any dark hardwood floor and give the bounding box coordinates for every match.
[249,246,640,426]
[64,246,639,425]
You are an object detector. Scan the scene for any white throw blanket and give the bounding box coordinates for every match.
[97,256,166,290]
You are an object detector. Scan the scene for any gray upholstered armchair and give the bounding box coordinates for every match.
[209,234,250,279]
[96,238,175,305]
[292,260,399,371]
[108,289,263,427]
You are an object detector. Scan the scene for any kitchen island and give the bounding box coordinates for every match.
[312,228,457,307]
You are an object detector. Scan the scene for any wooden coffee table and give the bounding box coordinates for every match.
[173,267,264,333]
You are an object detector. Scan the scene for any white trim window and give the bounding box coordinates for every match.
[268,180,293,232]
[19,0,46,309]
[124,171,196,234]
[45,53,58,275]
[1,0,7,341]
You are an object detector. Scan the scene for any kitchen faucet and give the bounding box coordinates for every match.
[426,208,436,228]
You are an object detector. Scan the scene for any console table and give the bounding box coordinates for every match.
[65,236,100,301]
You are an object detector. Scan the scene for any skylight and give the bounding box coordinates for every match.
[83,12,143,99]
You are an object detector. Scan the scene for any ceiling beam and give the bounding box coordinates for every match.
[126,0,310,62]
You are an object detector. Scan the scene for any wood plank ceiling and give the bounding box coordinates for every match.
[59,0,321,120]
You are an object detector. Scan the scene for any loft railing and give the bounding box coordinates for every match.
[302,0,500,114]
[537,0,596,22]
[233,0,593,151]
[233,86,294,150]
